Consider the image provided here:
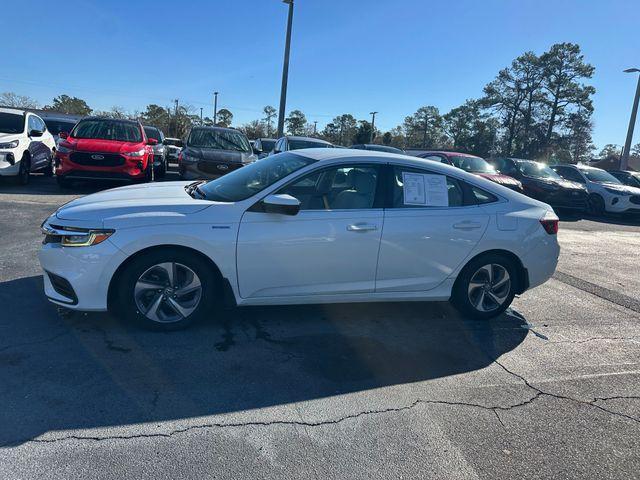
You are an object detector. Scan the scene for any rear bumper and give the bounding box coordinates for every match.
[520,237,560,290]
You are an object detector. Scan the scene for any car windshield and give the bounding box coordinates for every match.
[188,129,251,152]
[43,119,76,135]
[580,168,622,184]
[144,127,161,141]
[0,112,25,134]
[289,139,331,150]
[198,152,316,201]
[517,161,562,180]
[72,119,142,142]
[450,155,496,174]
[260,139,276,151]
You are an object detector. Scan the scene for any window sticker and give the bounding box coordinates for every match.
[402,172,449,207]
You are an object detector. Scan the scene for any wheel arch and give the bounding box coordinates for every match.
[107,244,228,311]
[454,249,529,295]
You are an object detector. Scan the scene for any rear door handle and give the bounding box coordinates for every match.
[347,223,378,232]
[453,221,482,230]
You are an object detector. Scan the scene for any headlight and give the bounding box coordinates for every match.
[604,187,631,195]
[124,149,146,157]
[41,224,115,247]
[0,139,19,149]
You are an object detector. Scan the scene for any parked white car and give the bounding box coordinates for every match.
[0,108,56,185]
[550,164,640,215]
[39,149,560,330]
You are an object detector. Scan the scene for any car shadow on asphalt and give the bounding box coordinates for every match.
[0,275,528,447]
[557,209,640,226]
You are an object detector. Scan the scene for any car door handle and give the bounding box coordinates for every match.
[347,223,378,232]
[453,221,482,230]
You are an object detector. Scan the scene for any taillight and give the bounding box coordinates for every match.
[539,211,559,234]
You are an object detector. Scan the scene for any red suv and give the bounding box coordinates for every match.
[55,117,156,187]
[418,151,523,192]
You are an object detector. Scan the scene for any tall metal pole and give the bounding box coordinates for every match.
[174,99,179,137]
[313,120,317,135]
[277,0,294,138]
[621,69,640,170]
[200,107,203,124]
[213,91,219,125]
[370,111,378,143]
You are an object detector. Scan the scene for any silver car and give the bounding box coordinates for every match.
[143,126,168,178]
[179,126,256,180]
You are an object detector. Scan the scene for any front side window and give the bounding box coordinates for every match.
[0,112,25,134]
[277,164,380,210]
[188,129,251,152]
[391,166,467,208]
[198,152,316,202]
[144,126,161,142]
[450,155,496,174]
[28,115,38,132]
[555,167,585,183]
[72,120,142,142]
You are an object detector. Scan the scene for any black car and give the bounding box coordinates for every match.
[491,158,588,211]
[179,126,257,180]
[608,170,640,188]
[350,144,405,154]
[252,137,276,158]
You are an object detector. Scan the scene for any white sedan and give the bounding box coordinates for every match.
[39,149,560,330]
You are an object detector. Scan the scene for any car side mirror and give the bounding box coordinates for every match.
[59,131,69,139]
[29,129,43,137]
[147,138,158,146]
[262,194,300,215]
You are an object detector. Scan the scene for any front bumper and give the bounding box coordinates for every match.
[0,152,19,176]
[39,239,128,311]
[56,152,149,181]
[604,194,640,213]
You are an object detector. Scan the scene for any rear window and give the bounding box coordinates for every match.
[289,139,331,150]
[72,119,142,142]
[188,129,251,152]
[0,112,25,134]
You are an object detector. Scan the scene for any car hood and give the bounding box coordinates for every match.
[67,138,145,153]
[183,147,254,163]
[54,181,212,224]
[524,176,584,190]
[474,172,520,185]
[596,182,640,195]
[0,133,22,143]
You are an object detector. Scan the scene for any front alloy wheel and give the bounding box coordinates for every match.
[134,262,202,324]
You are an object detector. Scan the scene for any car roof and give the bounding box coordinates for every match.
[285,135,332,144]
[258,137,276,141]
[192,125,241,133]
[0,107,27,115]
[421,150,480,158]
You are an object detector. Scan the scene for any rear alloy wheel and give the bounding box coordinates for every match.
[452,254,517,319]
[17,154,30,185]
[116,250,218,330]
[588,194,605,216]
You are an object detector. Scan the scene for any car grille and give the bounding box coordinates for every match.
[197,161,244,175]
[70,152,125,167]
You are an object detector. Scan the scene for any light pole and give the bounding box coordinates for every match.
[313,120,318,135]
[277,0,294,138]
[200,107,203,124]
[369,111,378,143]
[621,68,640,170]
[213,91,219,125]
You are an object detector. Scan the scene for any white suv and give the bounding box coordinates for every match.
[0,108,56,185]
[551,164,640,215]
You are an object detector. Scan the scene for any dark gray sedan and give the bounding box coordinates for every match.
[179,126,256,180]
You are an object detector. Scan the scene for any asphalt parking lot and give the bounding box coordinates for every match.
[1,172,639,479]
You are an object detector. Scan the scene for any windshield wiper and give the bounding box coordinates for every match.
[185,180,207,199]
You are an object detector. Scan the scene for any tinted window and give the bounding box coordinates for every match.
[144,126,162,141]
[44,119,76,135]
[554,167,584,183]
[449,155,496,174]
[391,166,466,208]
[288,139,331,150]
[423,154,447,164]
[28,115,38,132]
[278,165,380,210]
[471,186,498,204]
[0,112,25,134]
[260,139,276,151]
[72,119,142,142]
[188,129,250,152]
[198,152,315,202]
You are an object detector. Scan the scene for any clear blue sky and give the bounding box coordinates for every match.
[3,0,639,149]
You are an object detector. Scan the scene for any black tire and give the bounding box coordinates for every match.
[144,161,154,183]
[17,154,31,185]
[113,249,219,331]
[156,155,167,179]
[588,194,606,216]
[450,253,518,320]
[43,150,55,177]
[56,175,73,189]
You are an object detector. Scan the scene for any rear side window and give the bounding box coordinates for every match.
[391,166,471,208]
[471,186,498,204]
